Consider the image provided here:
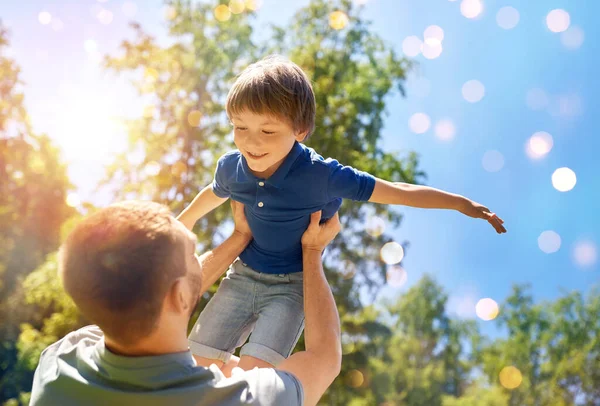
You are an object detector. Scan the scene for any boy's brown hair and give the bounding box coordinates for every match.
[59,201,186,346]
[226,55,316,138]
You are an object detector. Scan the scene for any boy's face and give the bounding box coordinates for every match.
[231,110,307,178]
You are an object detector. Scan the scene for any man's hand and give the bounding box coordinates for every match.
[301,211,341,252]
[231,200,252,239]
[459,199,506,234]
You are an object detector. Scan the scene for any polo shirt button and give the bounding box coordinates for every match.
[258,181,265,186]
[258,202,264,207]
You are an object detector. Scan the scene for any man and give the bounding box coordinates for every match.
[30,200,342,406]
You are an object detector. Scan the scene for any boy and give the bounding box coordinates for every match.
[179,55,506,373]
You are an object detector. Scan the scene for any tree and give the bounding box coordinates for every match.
[326,276,478,406]
[476,284,600,406]
[0,23,74,403]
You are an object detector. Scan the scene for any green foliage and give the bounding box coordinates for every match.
[442,382,508,406]
[1,2,599,406]
[0,23,74,403]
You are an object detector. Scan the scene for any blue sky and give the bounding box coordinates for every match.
[1,0,598,335]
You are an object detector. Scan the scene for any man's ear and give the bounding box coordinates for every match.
[167,277,190,314]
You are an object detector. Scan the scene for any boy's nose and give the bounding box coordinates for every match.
[244,133,263,148]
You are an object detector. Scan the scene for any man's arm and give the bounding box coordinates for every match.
[369,178,507,233]
[177,185,228,231]
[278,211,342,406]
[196,200,251,295]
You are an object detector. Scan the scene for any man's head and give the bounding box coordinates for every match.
[59,201,202,348]
[226,55,316,177]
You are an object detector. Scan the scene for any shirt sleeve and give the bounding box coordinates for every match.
[236,368,304,406]
[211,154,232,198]
[326,158,376,201]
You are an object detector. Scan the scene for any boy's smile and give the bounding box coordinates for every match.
[232,110,307,179]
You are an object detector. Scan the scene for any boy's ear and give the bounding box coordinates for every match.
[295,130,309,142]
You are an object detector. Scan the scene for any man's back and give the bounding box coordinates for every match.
[30,326,303,406]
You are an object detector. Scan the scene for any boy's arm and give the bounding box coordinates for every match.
[368,178,506,233]
[177,184,228,230]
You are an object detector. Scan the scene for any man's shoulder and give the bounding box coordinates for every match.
[220,367,304,406]
[43,325,102,357]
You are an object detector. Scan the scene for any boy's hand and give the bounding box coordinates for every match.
[301,211,341,252]
[231,200,252,239]
[459,199,506,234]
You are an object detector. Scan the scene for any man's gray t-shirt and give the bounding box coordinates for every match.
[30,326,303,406]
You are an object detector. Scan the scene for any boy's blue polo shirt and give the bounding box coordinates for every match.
[212,141,376,274]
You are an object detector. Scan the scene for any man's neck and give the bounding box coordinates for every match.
[105,328,189,357]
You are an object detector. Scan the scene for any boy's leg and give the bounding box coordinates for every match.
[188,260,257,369]
[238,270,305,370]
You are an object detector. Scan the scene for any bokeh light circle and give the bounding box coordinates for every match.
[424,25,444,43]
[538,230,561,254]
[462,80,485,103]
[547,9,570,33]
[38,11,52,25]
[526,131,553,159]
[380,242,405,265]
[434,119,456,141]
[214,4,231,21]
[187,110,202,127]
[482,150,504,172]
[145,161,161,176]
[245,0,263,11]
[561,26,585,49]
[402,36,423,57]
[340,260,357,280]
[386,265,408,287]
[496,6,520,30]
[97,9,114,24]
[163,5,177,20]
[229,0,245,14]
[551,167,576,192]
[526,88,549,111]
[499,366,523,389]
[460,0,483,19]
[421,42,443,59]
[329,11,349,30]
[51,19,64,32]
[573,241,598,268]
[346,370,364,388]
[475,298,499,321]
[365,215,386,237]
[409,113,431,134]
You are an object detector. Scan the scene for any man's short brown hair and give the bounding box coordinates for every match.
[59,201,185,346]
[226,55,316,137]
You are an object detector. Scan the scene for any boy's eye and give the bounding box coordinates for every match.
[234,126,248,131]
[262,130,275,135]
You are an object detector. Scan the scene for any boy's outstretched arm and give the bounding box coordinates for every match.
[368,178,506,234]
[177,184,228,230]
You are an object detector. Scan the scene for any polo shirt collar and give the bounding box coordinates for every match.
[240,141,304,188]
[91,337,212,389]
